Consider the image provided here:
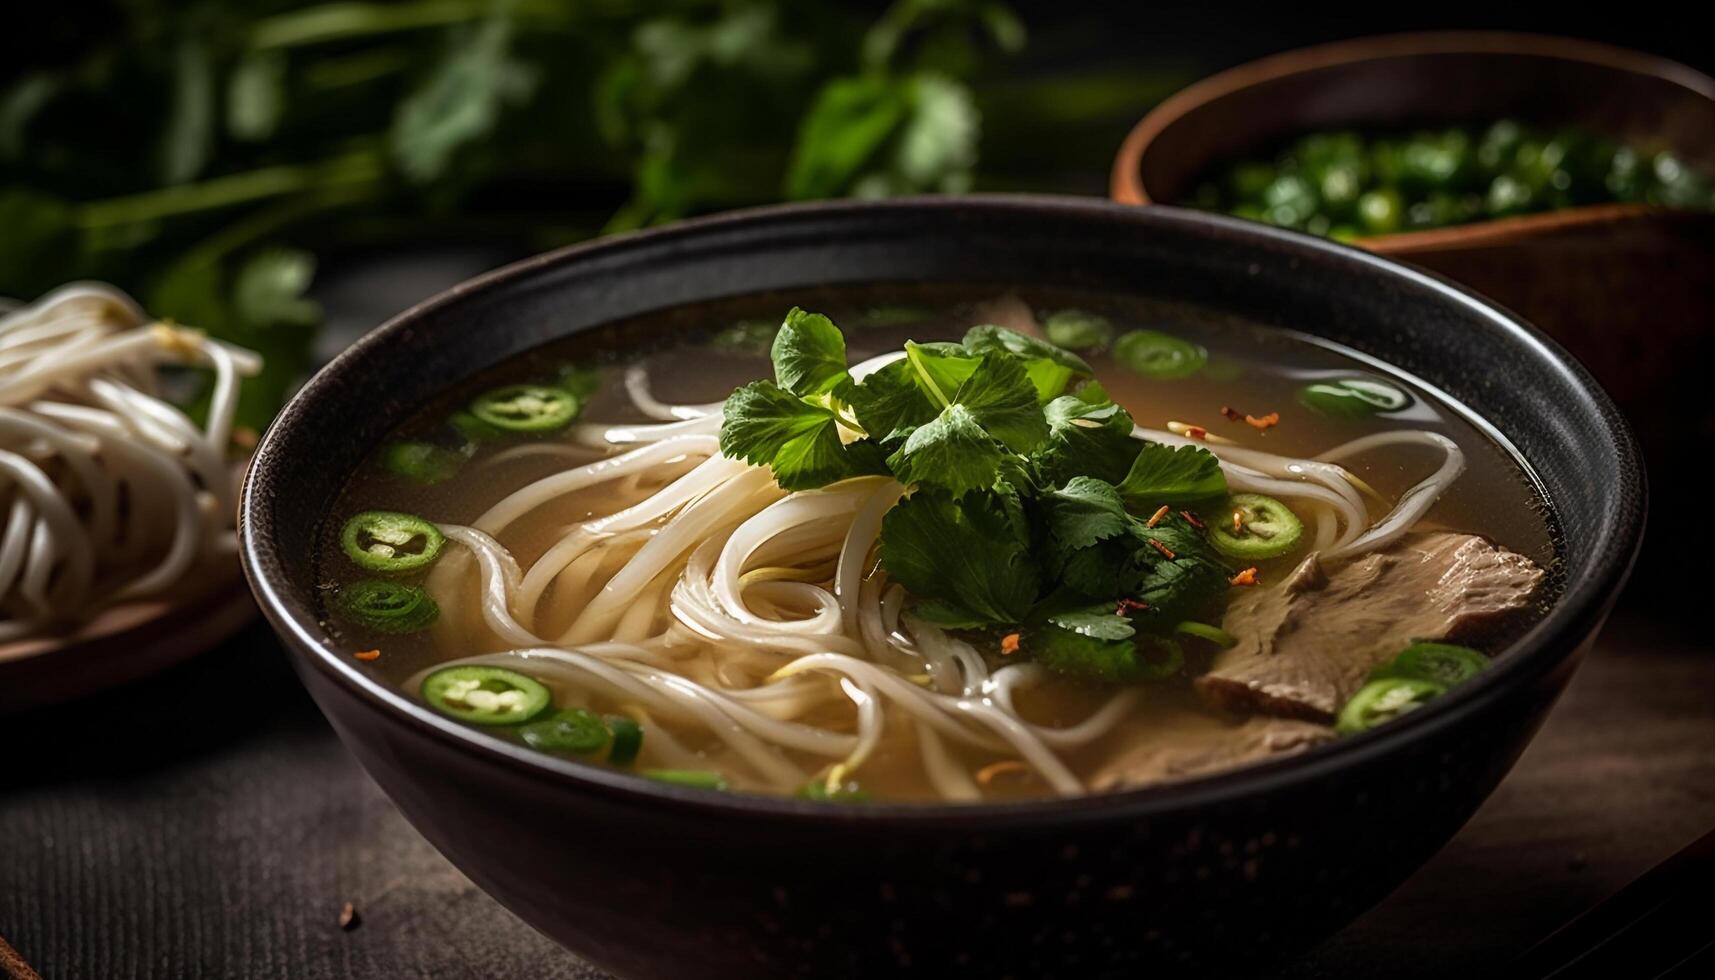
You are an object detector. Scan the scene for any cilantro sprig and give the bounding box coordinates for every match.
[717,308,1236,683]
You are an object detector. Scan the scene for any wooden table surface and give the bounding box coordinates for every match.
[2,587,1711,979]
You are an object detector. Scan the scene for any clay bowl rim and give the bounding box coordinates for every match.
[239,194,1645,827]
[1109,30,1715,254]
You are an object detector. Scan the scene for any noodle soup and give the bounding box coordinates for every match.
[319,287,1556,803]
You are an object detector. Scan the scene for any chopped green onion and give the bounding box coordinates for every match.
[450,409,505,445]
[379,440,463,484]
[335,580,438,633]
[1298,378,1411,418]
[1113,329,1206,380]
[421,666,552,726]
[1175,621,1236,647]
[519,708,611,754]
[1043,309,1113,351]
[643,768,729,791]
[1372,642,1489,687]
[340,511,444,574]
[606,716,644,766]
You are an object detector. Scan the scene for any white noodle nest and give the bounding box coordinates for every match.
[411,350,1466,800]
[0,283,261,642]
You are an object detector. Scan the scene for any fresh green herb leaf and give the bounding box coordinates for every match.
[885,353,1044,495]
[886,403,1005,498]
[719,380,849,490]
[1035,388,1139,487]
[1039,476,1131,552]
[771,307,850,396]
[961,323,1093,401]
[879,487,1039,626]
[1026,626,1183,684]
[1115,442,1227,508]
[902,340,979,407]
[1047,602,1137,641]
[390,18,538,183]
[838,359,938,443]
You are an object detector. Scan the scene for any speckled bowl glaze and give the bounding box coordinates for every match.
[240,197,1644,978]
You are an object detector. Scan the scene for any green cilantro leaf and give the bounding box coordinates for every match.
[771,307,850,396]
[1047,602,1137,641]
[884,353,1045,496]
[886,403,1004,498]
[1115,442,1227,508]
[879,487,1039,626]
[1025,625,1183,684]
[949,352,1046,453]
[901,340,979,407]
[838,358,938,443]
[961,323,1092,402]
[1035,386,1140,487]
[1040,476,1131,553]
[719,380,864,490]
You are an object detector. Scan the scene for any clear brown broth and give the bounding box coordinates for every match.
[319,285,1559,801]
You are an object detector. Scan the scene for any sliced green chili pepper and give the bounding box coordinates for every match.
[643,768,729,791]
[1337,677,1445,735]
[335,580,439,634]
[340,511,445,574]
[1208,493,1303,560]
[1298,378,1411,418]
[798,781,873,803]
[469,384,580,432]
[606,716,644,766]
[1043,309,1113,351]
[1175,621,1237,647]
[1113,329,1207,380]
[519,708,611,754]
[421,666,551,726]
[1373,642,1489,687]
[380,440,464,484]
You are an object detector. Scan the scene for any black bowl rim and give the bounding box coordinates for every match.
[240,194,1645,827]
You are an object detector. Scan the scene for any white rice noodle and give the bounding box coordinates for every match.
[0,283,258,640]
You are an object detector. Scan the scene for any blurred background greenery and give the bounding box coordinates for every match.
[4,1,1711,431]
[0,0,1194,429]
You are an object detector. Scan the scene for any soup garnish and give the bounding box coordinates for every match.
[1189,119,1715,238]
[322,293,1553,802]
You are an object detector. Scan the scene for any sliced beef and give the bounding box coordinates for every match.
[1195,532,1544,723]
[1090,715,1333,792]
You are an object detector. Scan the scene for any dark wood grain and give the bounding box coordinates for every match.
[1,598,1709,979]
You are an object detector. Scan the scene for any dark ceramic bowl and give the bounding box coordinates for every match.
[240,197,1644,978]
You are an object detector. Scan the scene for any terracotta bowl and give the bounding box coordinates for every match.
[1111,31,1715,403]
[241,197,1644,978]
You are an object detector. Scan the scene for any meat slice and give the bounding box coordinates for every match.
[1195,532,1544,723]
[1090,715,1333,792]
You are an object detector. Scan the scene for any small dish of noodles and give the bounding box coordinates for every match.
[0,283,264,705]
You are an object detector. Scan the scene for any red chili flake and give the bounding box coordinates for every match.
[1184,425,1209,441]
[1244,412,1281,430]
[1230,567,1260,587]
[353,649,381,662]
[1000,633,1021,656]
[1147,539,1176,560]
[1146,505,1170,528]
[1219,405,1244,422]
[1179,510,1206,530]
[1114,598,1149,614]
